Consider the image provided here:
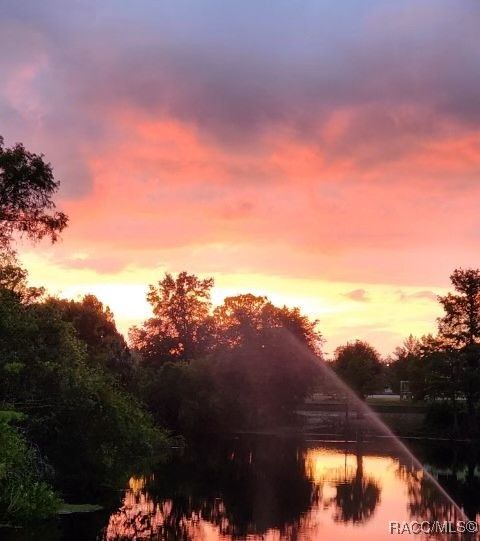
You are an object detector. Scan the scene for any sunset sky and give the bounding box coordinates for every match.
[2,0,479,355]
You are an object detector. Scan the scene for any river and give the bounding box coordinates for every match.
[4,435,480,540]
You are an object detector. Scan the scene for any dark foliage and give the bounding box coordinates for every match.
[0,137,67,250]
[133,275,323,434]
[333,340,382,400]
[0,262,168,500]
[46,295,135,387]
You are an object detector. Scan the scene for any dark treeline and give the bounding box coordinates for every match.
[385,268,480,435]
[330,268,480,437]
[130,272,323,435]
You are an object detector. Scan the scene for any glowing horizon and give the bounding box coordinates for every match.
[21,250,447,356]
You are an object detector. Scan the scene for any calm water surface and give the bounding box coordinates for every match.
[5,436,480,541]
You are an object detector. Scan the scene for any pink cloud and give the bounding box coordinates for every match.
[2,0,480,292]
[36,104,480,290]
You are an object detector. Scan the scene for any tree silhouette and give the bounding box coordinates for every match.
[0,136,67,250]
[211,326,322,427]
[131,272,214,364]
[438,269,480,347]
[333,340,382,400]
[0,251,44,304]
[47,294,134,386]
[213,294,322,354]
[437,269,480,429]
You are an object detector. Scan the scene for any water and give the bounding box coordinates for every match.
[4,436,480,541]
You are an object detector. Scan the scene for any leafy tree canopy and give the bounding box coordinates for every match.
[131,271,214,364]
[0,137,67,250]
[438,268,480,348]
[47,294,134,386]
[213,294,322,354]
[333,340,382,400]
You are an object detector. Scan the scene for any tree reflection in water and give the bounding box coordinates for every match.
[104,478,183,540]
[102,437,318,540]
[413,443,480,523]
[328,449,381,524]
[397,442,480,529]
[397,464,459,526]
[99,438,476,541]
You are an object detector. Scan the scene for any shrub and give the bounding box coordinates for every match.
[0,414,60,522]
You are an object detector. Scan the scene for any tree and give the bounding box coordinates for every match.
[0,411,60,522]
[0,250,44,304]
[437,268,480,427]
[213,294,269,348]
[333,340,382,400]
[438,268,480,348]
[209,295,322,427]
[0,137,68,250]
[138,359,227,437]
[0,259,167,493]
[130,272,214,365]
[388,336,418,393]
[47,294,134,386]
[213,294,322,354]
[211,326,322,427]
[208,294,323,426]
[133,288,323,431]
[387,335,437,401]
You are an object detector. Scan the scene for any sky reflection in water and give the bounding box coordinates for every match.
[101,440,468,541]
